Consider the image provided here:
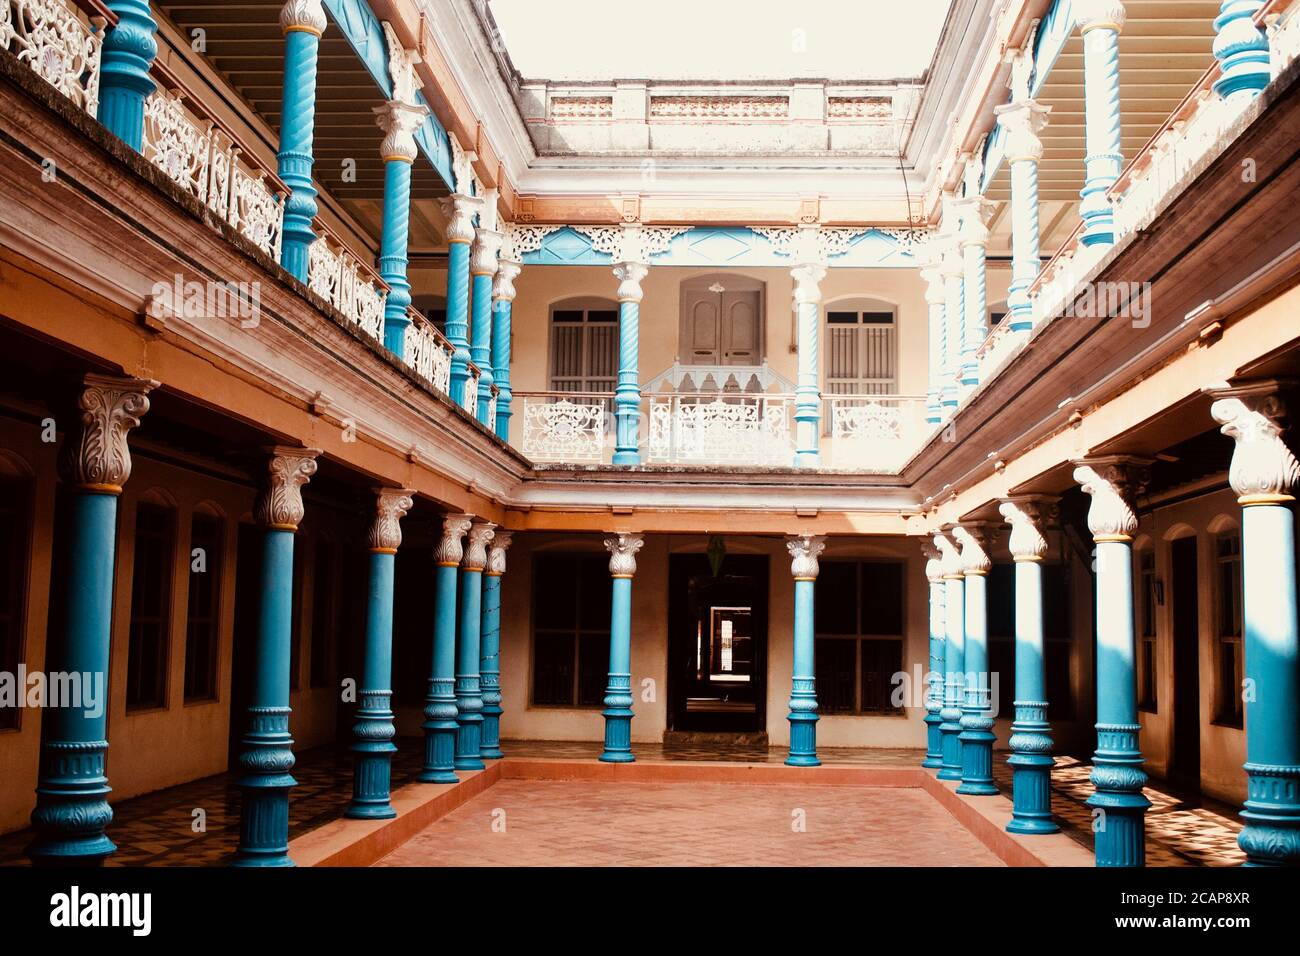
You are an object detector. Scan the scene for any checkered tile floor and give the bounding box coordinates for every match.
[0,740,1244,866]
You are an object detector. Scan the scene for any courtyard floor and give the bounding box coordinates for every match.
[0,739,1246,866]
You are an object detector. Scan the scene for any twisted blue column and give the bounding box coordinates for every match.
[419,559,461,784]
[479,570,504,760]
[958,568,997,794]
[492,298,514,441]
[379,158,415,355]
[940,262,962,412]
[1079,20,1124,248]
[601,575,636,762]
[1089,537,1149,866]
[1213,2,1271,100]
[792,274,823,468]
[276,23,324,281]
[97,1,157,151]
[470,271,495,424]
[959,239,987,390]
[612,266,645,465]
[233,528,298,866]
[454,563,486,770]
[1237,500,1300,865]
[1007,156,1041,332]
[938,568,966,781]
[446,240,472,407]
[923,569,946,768]
[786,577,820,766]
[346,550,398,819]
[27,491,119,863]
[1007,557,1059,833]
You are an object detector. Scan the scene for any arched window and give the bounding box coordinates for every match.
[823,296,897,396]
[548,297,619,393]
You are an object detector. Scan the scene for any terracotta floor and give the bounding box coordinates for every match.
[0,738,1245,866]
[376,778,1005,867]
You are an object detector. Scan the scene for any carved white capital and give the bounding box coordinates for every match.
[921,541,943,584]
[1073,456,1151,540]
[994,99,1051,164]
[955,195,997,248]
[933,532,962,578]
[471,228,504,276]
[449,133,476,197]
[786,534,827,580]
[59,374,157,492]
[961,145,985,200]
[999,497,1057,561]
[463,520,496,570]
[493,259,522,302]
[1209,384,1300,502]
[368,488,414,552]
[486,530,513,576]
[605,532,645,577]
[436,513,474,566]
[380,21,422,107]
[1007,26,1037,103]
[438,193,483,245]
[790,262,827,306]
[613,261,649,303]
[255,447,320,531]
[1074,0,1126,33]
[281,0,327,36]
[374,100,429,163]
[952,524,992,575]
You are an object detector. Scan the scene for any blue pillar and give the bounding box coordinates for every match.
[470,228,503,425]
[601,534,643,761]
[492,261,520,442]
[611,263,648,466]
[1075,458,1152,867]
[1001,498,1060,834]
[955,525,997,795]
[419,514,472,784]
[995,94,1050,333]
[233,448,319,867]
[97,1,157,151]
[454,520,495,770]
[375,100,428,354]
[28,376,154,865]
[785,535,826,766]
[441,195,479,407]
[791,265,825,468]
[936,533,966,781]
[923,547,946,768]
[1213,2,1271,100]
[479,531,512,760]
[346,490,413,819]
[275,1,327,281]
[1076,5,1126,248]
[1210,388,1300,865]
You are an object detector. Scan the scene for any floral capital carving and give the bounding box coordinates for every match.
[612,261,649,303]
[786,534,826,580]
[605,532,645,577]
[381,21,422,106]
[438,193,483,245]
[486,530,514,576]
[999,497,1058,561]
[463,520,496,570]
[59,374,158,492]
[255,448,320,530]
[368,488,414,552]
[374,100,429,163]
[471,228,504,276]
[994,99,1051,164]
[280,0,327,36]
[436,513,474,566]
[493,260,522,302]
[952,524,992,575]
[1074,0,1127,33]
[1073,457,1151,540]
[934,532,962,578]
[921,540,944,584]
[790,262,827,306]
[1209,385,1300,502]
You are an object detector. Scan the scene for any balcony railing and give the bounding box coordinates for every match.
[306,228,387,343]
[0,0,104,117]
[648,393,794,466]
[825,395,930,469]
[519,391,611,463]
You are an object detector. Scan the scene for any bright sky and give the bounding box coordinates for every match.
[488,0,954,81]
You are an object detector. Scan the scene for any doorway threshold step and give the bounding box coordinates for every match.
[663,731,770,748]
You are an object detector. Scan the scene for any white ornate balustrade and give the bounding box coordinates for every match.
[402,309,453,395]
[140,87,286,260]
[518,392,609,463]
[827,395,929,470]
[0,0,103,116]
[461,364,480,417]
[648,394,793,466]
[1268,1,1300,76]
[306,234,387,342]
[644,361,795,395]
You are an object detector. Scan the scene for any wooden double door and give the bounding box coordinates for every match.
[678,275,764,368]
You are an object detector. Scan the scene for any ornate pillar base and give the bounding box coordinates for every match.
[232,706,297,868]
[27,740,115,865]
[480,700,504,760]
[937,702,964,781]
[453,688,485,772]
[600,672,635,763]
[1088,723,1151,867]
[1239,765,1300,865]
[418,679,460,785]
[957,710,998,795]
[922,710,944,769]
[1007,701,1059,834]
[346,691,397,820]
[785,705,820,767]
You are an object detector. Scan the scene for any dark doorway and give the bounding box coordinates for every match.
[1170,535,1201,789]
[227,522,263,765]
[668,553,768,732]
